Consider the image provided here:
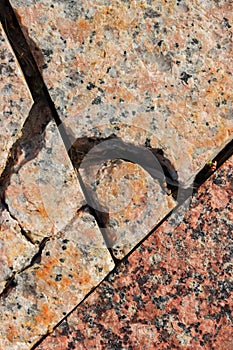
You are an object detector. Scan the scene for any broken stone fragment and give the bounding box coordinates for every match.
[0,204,38,295]
[0,208,114,350]
[80,158,176,259]
[5,120,86,242]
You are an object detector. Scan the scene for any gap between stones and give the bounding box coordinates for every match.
[0,0,233,345]
[0,0,233,279]
[0,0,119,264]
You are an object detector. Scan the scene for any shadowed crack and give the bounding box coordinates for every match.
[27,236,50,267]
[69,134,180,251]
[0,99,52,243]
[0,273,17,299]
[0,236,50,300]
[70,134,179,191]
[0,99,52,193]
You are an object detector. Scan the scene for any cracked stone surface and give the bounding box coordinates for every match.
[0,23,33,177]
[37,155,233,350]
[0,204,37,294]
[5,118,86,243]
[81,158,176,258]
[10,0,233,186]
[0,208,114,350]
[10,0,233,257]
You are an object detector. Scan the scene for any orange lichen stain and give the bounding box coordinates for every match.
[36,205,49,219]
[35,304,56,325]
[35,258,58,281]
[77,270,91,285]
[94,6,130,31]
[6,324,19,342]
[75,18,92,43]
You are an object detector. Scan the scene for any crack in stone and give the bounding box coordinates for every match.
[0,273,17,299]
[69,134,180,254]
[0,204,90,300]
[0,237,50,299]
[69,134,179,192]
[0,99,52,244]
[2,201,35,244]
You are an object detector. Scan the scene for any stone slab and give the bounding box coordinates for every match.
[5,118,86,243]
[38,154,233,350]
[10,0,233,258]
[0,23,33,177]
[10,0,233,184]
[0,208,114,350]
[80,157,176,258]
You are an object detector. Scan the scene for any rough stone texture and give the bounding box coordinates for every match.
[38,155,233,350]
[0,208,114,350]
[0,23,33,177]
[81,158,176,258]
[10,0,233,257]
[10,0,233,185]
[5,119,86,243]
[0,204,37,294]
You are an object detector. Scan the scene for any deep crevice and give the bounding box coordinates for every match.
[2,201,34,244]
[0,0,116,255]
[0,99,52,244]
[23,236,50,270]
[2,0,232,262]
[0,1,233,347]
[0,237,50,300]
[0,273,17,299]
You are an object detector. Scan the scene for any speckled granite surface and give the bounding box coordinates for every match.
[0,23,33,176]
[9,0,233,257]
[10,0,233,183]
[38,155,233,350]
[0,110,114,348]
[5,118,85,242]
[80,157,176,258]
[0,204,37,294]
[0,207,114,350]
[1,1,233,348]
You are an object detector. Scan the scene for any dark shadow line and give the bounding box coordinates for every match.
[1,1,233,347]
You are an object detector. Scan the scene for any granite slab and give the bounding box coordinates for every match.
[10,0,233,258]
[5,117,86,243]
[1,99,115,348]
[10,0,233,184]
[0,22,33,177]
[38,154,233,350]
[0,208,114,350]
[79,157,176,258]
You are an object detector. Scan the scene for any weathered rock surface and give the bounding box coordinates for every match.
[0,23,33,177]
[0,208,114,350]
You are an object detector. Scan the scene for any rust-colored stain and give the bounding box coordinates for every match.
[35,304,56,325]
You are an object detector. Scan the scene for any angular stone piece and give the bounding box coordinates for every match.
[0,208,114,350]
[37,155,233,350]
[10,0,233,186]
[0,204,37,294]
[0,23,33,176]
[81,158,176,258]
[5,119,85,242]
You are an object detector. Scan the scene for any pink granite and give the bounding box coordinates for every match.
[0,100,114,348]
[0,208,114,350]
[5,118,85,242]
[0,204,37,295]
[38,155,233,349]
[0,23,33,176]
[9,0,233,258]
